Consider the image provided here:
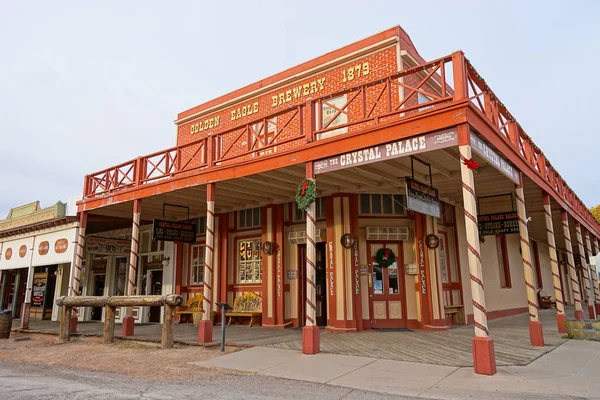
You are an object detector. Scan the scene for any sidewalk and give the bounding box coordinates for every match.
[193,339,600,399]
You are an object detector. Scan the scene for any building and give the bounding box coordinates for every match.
[0,199,79,327]
[75,26,600,375]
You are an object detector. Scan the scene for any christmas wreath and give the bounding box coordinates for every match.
[296,179,316,211]
[375,247,396,268]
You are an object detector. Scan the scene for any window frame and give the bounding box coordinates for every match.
[237,237,262,284]
[293,197,326,222]
[496,234,512,288]
[359,194,406,216]
[238,207,262,229]
[189,244,205,286]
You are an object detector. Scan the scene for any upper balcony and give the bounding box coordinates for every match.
[79,51,600,236]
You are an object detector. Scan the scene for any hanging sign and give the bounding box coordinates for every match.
[313,129,457,174]
[152,219,196,243]
[469,132,520,184]
[86,237,131,255]
[478,212,520,236]
[32,272,47,307]
[405,177,441,218]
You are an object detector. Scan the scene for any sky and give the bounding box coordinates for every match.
[1,1,599,217]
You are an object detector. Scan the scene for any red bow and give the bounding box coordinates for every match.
[383,249,390,260]
[462,158,479,170]
[301,181,309,197]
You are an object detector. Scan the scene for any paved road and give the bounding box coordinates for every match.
[0,362,419,400]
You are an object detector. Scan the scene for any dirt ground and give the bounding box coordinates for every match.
[0,332,242,381]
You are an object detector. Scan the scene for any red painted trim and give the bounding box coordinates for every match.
[325,195,337,326]
[406,319,420,330]
[274,204,285,326]
[79,211,88,229]
[350,195,363,331]
[415,213,433,325]
[207,183,215,202]
[261,206,275,326]
[466,307,529,324]
[133,198,141,214]
[176,27,402,121]
[175,243,183,295]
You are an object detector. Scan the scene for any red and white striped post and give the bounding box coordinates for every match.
[575,222,595,319]
[593,237,600,316]
[459,142,496,375]
[302,162,319,354]
[584,230,600,317]
[198,183,215,343]
[561,211,585,320]
[69,211,88,333]
[541,193,567,333]
[122,199,142,336]
[515,185,544,346]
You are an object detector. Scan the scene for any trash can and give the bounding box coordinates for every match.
[0,310,12,339]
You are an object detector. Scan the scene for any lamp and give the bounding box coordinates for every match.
[425,234,440,249]
[340,233,356,249]
[262,241,274,255]
[162,257,171,267]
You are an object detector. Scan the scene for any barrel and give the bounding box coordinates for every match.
[192,312,201,326]
[0,311,12,339]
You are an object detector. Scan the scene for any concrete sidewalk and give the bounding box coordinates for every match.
[193,340,600,399]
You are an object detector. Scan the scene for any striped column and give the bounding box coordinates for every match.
[594,237,600,316]
[542,193,566,333]
[561,211,584,320]
[68,211,87,333]
[198,183,215,343]
[575,222,595,319]
[515,185,544,346]
[459,144,496,375]
[584,231,600,316]
[122,199,141,336]
[20,237,37,330]
[302,164,320,355]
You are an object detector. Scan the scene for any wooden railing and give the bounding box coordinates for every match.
[82,51,599,233]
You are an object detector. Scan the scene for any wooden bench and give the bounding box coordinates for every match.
[444,304,465,325]
[176,294,204,324]
[226,292,262,327]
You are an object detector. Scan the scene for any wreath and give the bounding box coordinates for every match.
[375,248,396,268]
[296,179,316,211]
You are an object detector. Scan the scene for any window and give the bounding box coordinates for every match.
[418,92,433,111]
[496,235,511,288]
[195,216,206,236]
[238,207,261,229]
[190,245,205,285]
[140,231,164,254]
[294,197,326,221]
[359,194,406,216]
[238,238,262,283]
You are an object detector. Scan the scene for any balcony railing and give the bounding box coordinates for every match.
[82,52,598,232]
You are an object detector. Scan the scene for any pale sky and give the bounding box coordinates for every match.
[1,1,599,217]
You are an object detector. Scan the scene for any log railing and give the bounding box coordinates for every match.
[56,294,183,348]
[82,51,600,235]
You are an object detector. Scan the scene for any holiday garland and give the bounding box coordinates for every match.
[375,247,396,268]
[296,179,316,211]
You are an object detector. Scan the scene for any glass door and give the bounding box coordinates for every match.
[369,243,406,329]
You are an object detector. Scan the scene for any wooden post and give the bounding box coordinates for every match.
[302,162,319,355]
[458,134,496,376]
[584,230,600,317]
[20,237,37,330]
[70,211,88,333]
[103,306,116,344]
[162,303,175,349]
[515,184,544,346]
[575,222,596,319]
[122,199,142,337]
[198,183,215,343]
[542,193,567,333]
[59,306,71,342]
[562,211,585,320]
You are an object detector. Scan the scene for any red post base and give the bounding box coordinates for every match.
[472,336,496,376]
[556,313,567,334]
[529,320,544,347]
[595,303,600,317]
[574,309,585,321]
[198,320,213,344]
[121,316,135,336]
[588,305,597,320]
[302,325,320,355]
[69,315,78,334]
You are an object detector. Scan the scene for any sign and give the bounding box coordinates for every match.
[478,212,520,236]
[32,272,47,307]
[54,238,69,254]
[470,132,520,184]
[19,245,27,258]
[418,240,427,294]
[288,270,298,280]
[152,219,196,243]
[405,177,441,218]
[277,248,282,298]
[86,237,131,255]
[328,241,335,296]
[4,248,12,261]
[38,241,49,256]
[313,129,456,174]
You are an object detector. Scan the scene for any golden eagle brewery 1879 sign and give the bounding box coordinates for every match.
[152,219,196,243]
[405,177,440,218]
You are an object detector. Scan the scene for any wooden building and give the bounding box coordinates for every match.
[75,26,600,375]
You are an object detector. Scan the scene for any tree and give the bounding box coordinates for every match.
[591,204,600,224]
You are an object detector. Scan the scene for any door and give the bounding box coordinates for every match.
[438,230,463,308]
[148,270,163,323]
[298,243,327,327]
[368,242,406,329]
[91,273,106,321]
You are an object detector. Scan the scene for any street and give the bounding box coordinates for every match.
[0,362,417,400]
